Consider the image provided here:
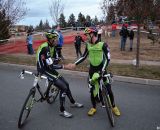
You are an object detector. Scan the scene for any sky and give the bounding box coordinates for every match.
[17,0,103,27]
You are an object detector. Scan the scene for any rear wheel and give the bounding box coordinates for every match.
[18,88,36,128]
[47,84,59,104]
[102,87,115,127]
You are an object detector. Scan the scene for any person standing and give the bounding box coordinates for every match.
[111,23,117,37]
[74,32,84,58]
[26,29,34,55]
[97,25,103,42]
[128,28,134,51]
[56,26,64,60]
[119,24,129,51]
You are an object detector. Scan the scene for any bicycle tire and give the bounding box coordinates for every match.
[18,88,36,128]
[102,87,115,127]
[47,84,59,104]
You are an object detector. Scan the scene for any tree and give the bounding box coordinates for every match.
[92,16,99,25]
[107,3,115,22]
[44,19,51,30]
[100,0,117,23]
[115,0,160,67]
[0,0,27,24]
[39,20,44,31]
[0,9,10,40]
[68,13,76,27]
[77,12,86,27]
[0,0,27,40]
[49,0,64,25]
[85,15,92,27]
[59,13,66,28]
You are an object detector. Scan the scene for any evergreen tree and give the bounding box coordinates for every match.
[85,15,92,27]
[0,9,10,40]
[77,12,86,27]
[44,19,51,30]
[68,13,76,27]
[39,20,44,30]
[59,13,66,28]
[92,16,99,25]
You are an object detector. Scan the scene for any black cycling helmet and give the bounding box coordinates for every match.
[84,27,98,36]
[45,31,59,40]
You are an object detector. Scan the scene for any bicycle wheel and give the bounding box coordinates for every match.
[18,88,36,128]
[102,86,115,127]
[47,84,59,104]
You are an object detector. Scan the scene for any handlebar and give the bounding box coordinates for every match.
[19,69,47,79]
[103,73,113,78]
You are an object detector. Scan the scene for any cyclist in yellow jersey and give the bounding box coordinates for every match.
[68,27,120,116]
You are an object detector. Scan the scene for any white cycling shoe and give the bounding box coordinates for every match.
[60,111,73,118]
[70,102,84,108]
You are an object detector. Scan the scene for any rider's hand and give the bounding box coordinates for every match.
[64,63,76,70]
[69,63,76,69]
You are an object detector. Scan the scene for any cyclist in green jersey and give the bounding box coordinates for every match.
[36,31,83,118]
[68,27,120,116]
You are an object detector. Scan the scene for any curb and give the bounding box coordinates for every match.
[0,62,160,87]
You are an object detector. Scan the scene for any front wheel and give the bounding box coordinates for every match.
[46,84,59,104]
[18,88,36,128]
[102,87,115,127]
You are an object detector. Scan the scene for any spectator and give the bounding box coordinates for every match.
[74,32,84,58]
[26,29,34,55]
[104,25,111,38]
[56,26,64,60]
[111,23,117,37]
[97,25,103,41]
[119,24,129,51]
[128,28,134,51]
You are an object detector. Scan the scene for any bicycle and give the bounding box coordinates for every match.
[88,72,115,127]
[18,69,59,128]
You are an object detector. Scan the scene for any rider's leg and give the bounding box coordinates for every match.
[42,70,73,117]
[90,87,96,108]
[55,76,83,110]
[88,69,97,116]
[54,78,73,118]
[58,76,83,108]
[87,85,97,116]
[57,76,75,104]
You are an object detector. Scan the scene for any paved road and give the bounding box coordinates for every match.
[0,65,160,130]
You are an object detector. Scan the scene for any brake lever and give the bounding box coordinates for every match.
[19,69,25,79]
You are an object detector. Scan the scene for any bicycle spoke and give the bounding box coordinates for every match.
[47,85,59,104]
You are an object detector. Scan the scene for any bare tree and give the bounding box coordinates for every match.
[49,0,64,25]
[117,0,160,68]
[0,0,28,25]
[102,0,160,68]
[100,0,117,22]
[0,0,28,39]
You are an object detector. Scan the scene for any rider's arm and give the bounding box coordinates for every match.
[102,43,111,69]
[74,45,88,65]
[44,48,64,69]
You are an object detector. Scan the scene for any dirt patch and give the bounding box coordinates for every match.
[0,30,160,61]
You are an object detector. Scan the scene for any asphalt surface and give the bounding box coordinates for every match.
[0,65,160,130]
